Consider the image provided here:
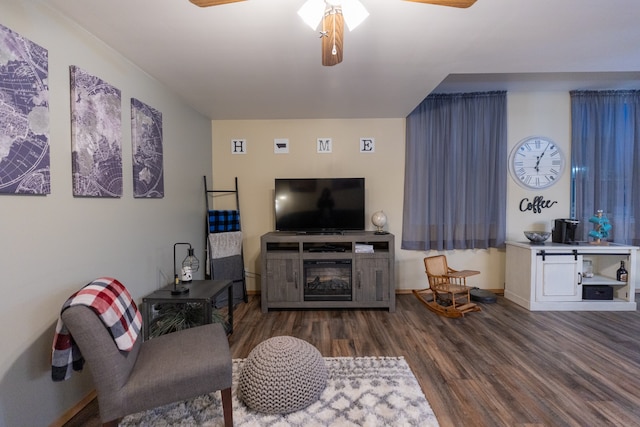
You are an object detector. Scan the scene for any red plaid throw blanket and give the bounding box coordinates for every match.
[51,277,142,381]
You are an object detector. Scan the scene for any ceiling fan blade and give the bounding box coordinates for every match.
[189,0,246,7]
[404,0,477,8]
[322,10,344,66]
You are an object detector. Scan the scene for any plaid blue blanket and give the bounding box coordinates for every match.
[208,210,240,232]
[51,277,142,381]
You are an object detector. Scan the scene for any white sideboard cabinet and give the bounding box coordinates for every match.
[505,241,637,311]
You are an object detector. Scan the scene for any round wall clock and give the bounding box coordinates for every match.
[508,136,565,190]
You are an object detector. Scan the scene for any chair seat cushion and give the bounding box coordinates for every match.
[122,323,232,416]
[237,336,327,414]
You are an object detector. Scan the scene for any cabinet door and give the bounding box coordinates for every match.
[266,257,301,303]
[535,255,582,302]
[355,257,390,303]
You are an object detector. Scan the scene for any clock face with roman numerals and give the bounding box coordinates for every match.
[509,136,565,189]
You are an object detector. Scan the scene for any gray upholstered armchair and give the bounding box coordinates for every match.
[61,304,233,426]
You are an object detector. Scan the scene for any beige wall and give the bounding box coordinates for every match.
[507,92,573,239]
[212,92,576,294]
[1,3,213,426]
[211,119,408,291]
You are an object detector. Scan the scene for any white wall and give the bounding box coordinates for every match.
[211,92,576,294]
[0,3,212,426]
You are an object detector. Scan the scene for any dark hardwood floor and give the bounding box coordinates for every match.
[64,294,640,427]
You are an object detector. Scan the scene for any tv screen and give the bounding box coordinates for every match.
[274,178,365,232]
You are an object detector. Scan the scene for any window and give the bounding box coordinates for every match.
[570,90,640,245]
[402,92,507,251]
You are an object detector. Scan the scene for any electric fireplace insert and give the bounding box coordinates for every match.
[303,259,352,301]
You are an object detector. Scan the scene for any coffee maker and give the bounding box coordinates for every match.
[552,218,580,244]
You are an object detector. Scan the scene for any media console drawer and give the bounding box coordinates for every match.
[582,285,613,300]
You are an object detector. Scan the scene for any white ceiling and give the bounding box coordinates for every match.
[41,0,640,120]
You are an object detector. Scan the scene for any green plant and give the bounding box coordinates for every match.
[148,303,227,338]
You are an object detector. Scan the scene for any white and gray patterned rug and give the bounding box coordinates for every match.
[120,356,439,427]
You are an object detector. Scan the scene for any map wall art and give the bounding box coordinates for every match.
[131,98,164,198]
[70,65,122,197]
[0,24,50,195]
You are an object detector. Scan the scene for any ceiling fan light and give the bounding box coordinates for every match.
[298,0,326,30]
[341,0,369,31]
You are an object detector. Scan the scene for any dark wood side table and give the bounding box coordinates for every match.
[142,279,233,340]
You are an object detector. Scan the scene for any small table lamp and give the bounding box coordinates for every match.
[172,242,200,295]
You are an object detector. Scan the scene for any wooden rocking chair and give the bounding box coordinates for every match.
[413,255,481,318]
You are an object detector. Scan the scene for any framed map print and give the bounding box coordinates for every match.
[131,98,164,198]
[70,65,122,197]
[0,24,50,195]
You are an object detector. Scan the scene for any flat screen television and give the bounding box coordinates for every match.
[274,178,365,233]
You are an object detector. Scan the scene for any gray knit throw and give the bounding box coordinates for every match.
[237,336,328,414]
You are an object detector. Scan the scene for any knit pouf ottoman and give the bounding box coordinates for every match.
[237,336,328,414]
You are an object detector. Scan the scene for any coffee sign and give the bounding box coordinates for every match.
[519,195,558,214]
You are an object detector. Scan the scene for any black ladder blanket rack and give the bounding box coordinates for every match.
[204,176,247,307]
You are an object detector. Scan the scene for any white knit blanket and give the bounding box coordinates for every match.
[208,231,242,259]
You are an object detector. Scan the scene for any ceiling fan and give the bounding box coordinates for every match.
[189,0,477,66]
[188,0,476,8]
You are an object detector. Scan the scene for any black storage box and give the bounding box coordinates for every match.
[582,285,613,300]
[470,287,497,303]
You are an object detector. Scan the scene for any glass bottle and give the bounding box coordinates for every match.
[616,261,628,282]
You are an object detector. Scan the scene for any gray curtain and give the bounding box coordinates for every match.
[570,90,640,245]
[402,91,507,251]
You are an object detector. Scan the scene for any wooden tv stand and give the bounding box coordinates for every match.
[260,231,395,313]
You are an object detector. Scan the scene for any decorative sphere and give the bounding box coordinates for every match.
[371,210,387,230]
